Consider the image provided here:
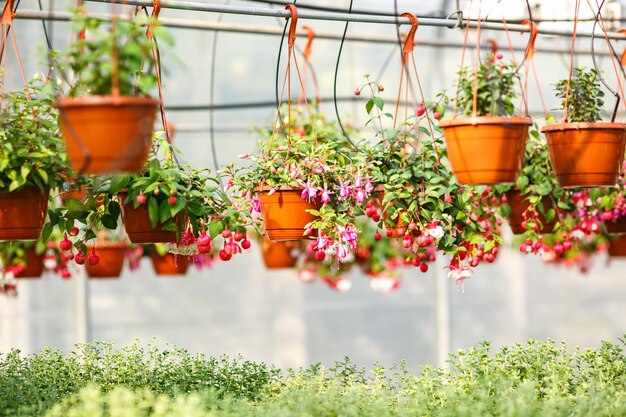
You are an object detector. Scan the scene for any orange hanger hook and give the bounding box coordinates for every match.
[302,25,315,61]
[400,12,418,56]
[285,5,299,48]
[146,0,162,39]
[1,0,15,25]
[521,20,538,60]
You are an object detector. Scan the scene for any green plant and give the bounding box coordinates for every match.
[229,106,376,263]
[44,134,251,260]
[59,8,172,97]
[0,77,70,192]
[455,53,519,117]
[554,67,605,123]
[23,338,626,417]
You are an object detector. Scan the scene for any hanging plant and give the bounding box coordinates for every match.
[543,67,626,187]
[53,8,172,174]
[359,80,502,282]
[230,108,375,262]
[44,133,251,263]
[439,49,532,184]
[0,78,70,241]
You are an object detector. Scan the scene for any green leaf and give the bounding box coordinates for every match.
[161,221,178,232]
[48,208,60,226]
[36,168,49,184]
[148,197,159,228]
[159,199,171,224]
[109,174,130,195]
[372,97,384,110]
[41,223,53,243]
[100,214,118,230]
[515,175,529,190]
[8,180,20,192]
[208,220,225,238]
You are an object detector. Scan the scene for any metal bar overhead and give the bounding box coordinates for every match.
[82,0,626,40]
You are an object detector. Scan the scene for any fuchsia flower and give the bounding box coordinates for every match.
[321,189,331,204]
[338,225,359,249]
[336,244,349,261]
[314,235,331,251]
[356,190,365,204]
[301,182,318,200]
[339,181,351,198]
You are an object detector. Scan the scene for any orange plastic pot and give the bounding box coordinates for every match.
[85,242,127,278]
[542,122,626,187]
[505,190,557,235]
[261,240,298,269]
[609,235,626,257]
[119,194,180,244]
[15,247,44,279]
[150,252,190,275]
[439,116,531,184]
[258,189,320,241]
[605,216,626,234]
[55,95,159,174]
[0,187,49,241]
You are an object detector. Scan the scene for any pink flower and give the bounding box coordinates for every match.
[314,236,331,251]
[336,244,349,261]
[339,181,351,198]
[364,181,374,193]
[321,189,331,204]
[356,190,365,204]
[224,180,233,192]
[301,183,318,200]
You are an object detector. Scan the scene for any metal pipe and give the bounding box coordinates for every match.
[13,10,613,56]
[82,0,626,40]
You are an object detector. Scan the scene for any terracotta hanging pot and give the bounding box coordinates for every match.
[15,247,45,279]
[55,95,159,174]
[542,122,626,187]
[85,242,127,278]
[604,216,626,234]
[261,239,298,269]
[118,193,180,244]
[505,190,557,235]
[439,116,531,185]
[609,235,626,257]
[258,189,320,241]
[150,252,190,275]
[0,187,49,241]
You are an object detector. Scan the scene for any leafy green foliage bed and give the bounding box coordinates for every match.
[1,338,625,417]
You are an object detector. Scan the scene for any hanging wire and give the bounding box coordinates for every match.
[590,0,621,120]
[208,0,232,179]
[273,0,297,138]
[333,0,363,150]
[142,5,185,170]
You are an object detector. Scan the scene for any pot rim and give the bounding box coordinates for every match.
[438,116,532,128]
[256,186,302,193]
[541,121,626,132]
[91,242,129,250]
[54,95,160,109]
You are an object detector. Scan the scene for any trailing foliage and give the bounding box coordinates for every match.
[8,338,624,417]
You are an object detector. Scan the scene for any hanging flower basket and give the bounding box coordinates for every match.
[609,235,626,257]
[55,96,159,174]
[150,252,190,275]
[542,122,626,187]
[505,189,557,235]
[85,242,127,279]
[439,117,531,184]
[0,187,49,241]
[258,189,320,241]
[118,193,180,244]
[15,247,45,279]
[261,239,298,269]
